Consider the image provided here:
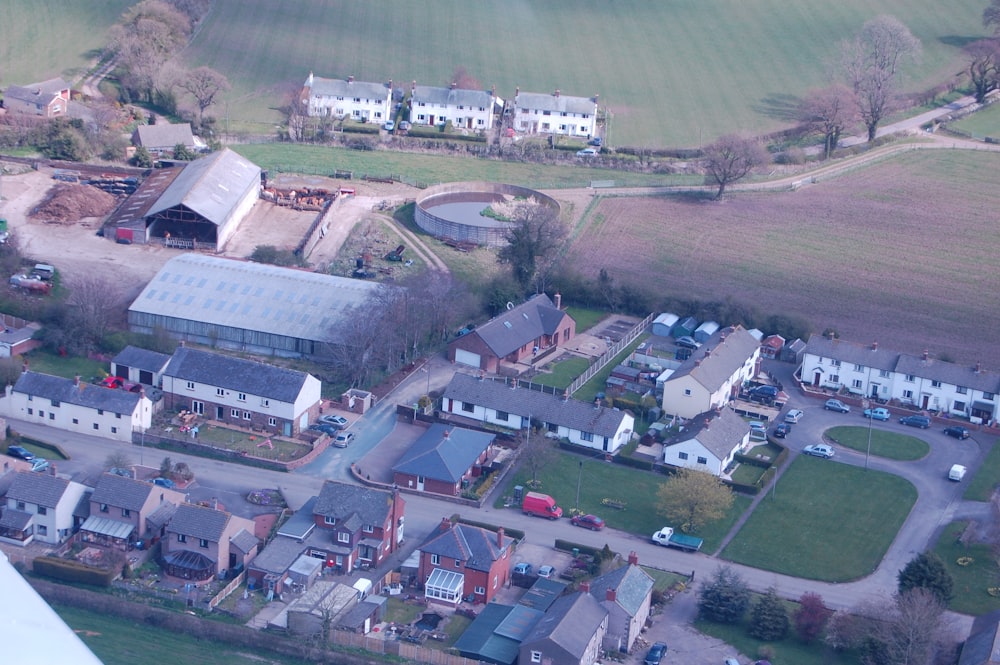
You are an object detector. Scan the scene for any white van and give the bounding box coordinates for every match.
[948,464,967,481]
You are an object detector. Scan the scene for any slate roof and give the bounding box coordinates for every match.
[466,294,570,358]
[0,322,40,346]
[230,528,259,554]
[146,502,178,531]
[443,373,630,439]
[521,592,607,658]
[803,335,902,373]
[515,91,597,116]
[589,563,654,618]
[393,424,494,483]
[13,371,142,415]
[666,326,759,391]
[145,148,260,227]
[278,496,317,540]
[413,85,493,109]
[132,123,196,149]
[7,472,70,508]
[0,509,32,530]
[664,408,749,460]
[112,345,172,374]
[90,473,154,512]
[164,346,312,403]
[312,481,395,527]
[519,577,570,612]
[167,503,230,542]
[420,522,513,573]
[455,602,543,665]
[306,75,391,102]
[250,531,323,576]
[4,78,69,106]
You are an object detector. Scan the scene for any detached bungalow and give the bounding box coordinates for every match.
[3,78,70,117]
[392,424,497,496]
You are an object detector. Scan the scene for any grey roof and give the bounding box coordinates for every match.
[519,577,569,612]
[79,515,134,540]
[167,503,230,542]
[413,85,493,109]
[4,78,69,105]
[960,613,1000,665]
[164,346,314,403]
[443,373,630,439]
[0,322,40,346]
[589,563,654,618]
[112,345,172,374]
[803,335,902,373]
[521,592,607,658]
[420,523,513,573]
[665,408,748,460]
[90,473,156,511]
[250,532,321,576]
[278,496,317,540]
[307,75,391,102]
[0,508,32,530]
[145,148,260,226]
[667,326,760,391]
[146,501,178,531]
[455,603,541,665]
[230,528,259,554]
[466,294,569,358]
[13,371,142,415]
[393,424,495,483]
[132,123,196,149]
[515,91,597,115]
[129,253,383,345]
[312,481,395,527]
[7,472,70,508]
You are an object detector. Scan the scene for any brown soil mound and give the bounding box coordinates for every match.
[30,183,118,223]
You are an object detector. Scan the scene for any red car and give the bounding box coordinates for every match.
[571,514,606,531]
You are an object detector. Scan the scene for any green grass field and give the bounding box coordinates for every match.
[722,457,917,581]
[949,101,1000,138]
[964,439,1000,501]
[824,426,930,461]
[932,521,1000,615]
[175,0,986,147]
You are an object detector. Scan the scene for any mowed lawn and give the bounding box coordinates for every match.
[722,457,917,581]
[180,0,986,147]
[564,150,1000,367]
[950,102,1000,138]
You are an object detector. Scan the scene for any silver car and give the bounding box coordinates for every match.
[803,444,835,459]
[824,399,850,413]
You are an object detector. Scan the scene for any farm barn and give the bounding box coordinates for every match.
[107,148,260,250]
[127,254,382,358]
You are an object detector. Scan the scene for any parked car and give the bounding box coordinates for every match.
[576,147,599,156]
[383,120,395,132]
[513,562,532,575]
[803,444,835,459]
[784,409,804,424]
[30,458,50,473]
[7,445,35,461]
[570,514,606,531]
[537,565,555,579]
[944,426,971,440]
[749,385,779,400]
[319,414,348,428]
[824,399,851,413]
[334,432,355,448]
[588,136,602,147]
[675,335,700,350]
[899,415,931,429]
[773,423,791,438]
[308,423,339,436]
[153,477,176,489]
[863,407,891,421]
[398,120,412,131]
[644,642,667,665]
[725,659,740,665]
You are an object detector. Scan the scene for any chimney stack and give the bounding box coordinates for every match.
[976,361,982,374]
[74,375,80,386]
[515,86,520,98]
[211,497,218,510]
[554,89,560,97]
[450,81,457,90]
[439,517,452,532]
[606,588,616,602]
[871,341,878,351]
[348,75,354,83]
[497,527,504,548]
[628,551,639,566]
[922,349,929,361]
[412,80,417,92]
[443,429,450,439]
[580,581,591,593]
[554,292,562,309]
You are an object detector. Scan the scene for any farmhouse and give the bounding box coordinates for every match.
[1,372,153,443]
[2,78,70,117]
[802,335,1000,424]
[449,293,575,373]
[510,88,599,138]
[418,518,513,605]
[131,122,197,155]
[300,72,393,123]
[661,408,751,477]
[441,373,634,454]
[127,254,383,357]
[160,346,321,436]
[660,326,761,419]
[409,81,497,131]
[107,148,260,248]
[392,424,498,495]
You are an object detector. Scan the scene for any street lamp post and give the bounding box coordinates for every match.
[862,399,872,470]
[576,461,583,510]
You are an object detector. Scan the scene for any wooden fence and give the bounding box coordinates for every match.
[208,570,247,610]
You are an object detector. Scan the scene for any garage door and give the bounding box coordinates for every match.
[455,349,481,368]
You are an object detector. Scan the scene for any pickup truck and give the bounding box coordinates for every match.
[651,527,704,552]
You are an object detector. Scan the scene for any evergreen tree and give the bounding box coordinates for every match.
[897,551,953,603]
[698,566,750,624]
[749,587,789,641]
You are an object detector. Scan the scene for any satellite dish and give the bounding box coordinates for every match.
[506,302,514,310]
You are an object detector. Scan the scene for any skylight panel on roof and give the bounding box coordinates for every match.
[158,291,168,301]
[172,293,182,303]
[242,285,251,295]
[198,279,207,288]
[145,290,157,299]
[159,272,170,282]
[185,276,196,286]
[172,273,182,283]
[216,281,226,291]
[216,301,226,311]
[274,290,284,300]
[229,283,239,293]
[254,288,264,296]
[273,309,283,320]
[504,321,512,328]
[262,307,271,317]
[242,304,252,315]
[203,298,214,309]
[184,296,194,305]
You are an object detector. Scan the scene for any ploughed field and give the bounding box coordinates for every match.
[564,150,1000,366]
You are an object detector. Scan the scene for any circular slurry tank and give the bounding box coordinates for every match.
[414,182,560,247]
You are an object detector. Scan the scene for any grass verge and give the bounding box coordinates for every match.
[965,440,1000,502]
[931,521,1000,616]
[824,426,929,461]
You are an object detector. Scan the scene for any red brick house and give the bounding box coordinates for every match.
[418,518,514,605]
[391,424,497,496]
[309,481,406,573]
[449,293,575,373]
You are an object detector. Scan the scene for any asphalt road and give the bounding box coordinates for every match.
[12,356,983,638]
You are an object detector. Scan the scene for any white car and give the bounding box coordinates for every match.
[803,444,835,459]
[576,148,598,157]
[333,432,355,448]
[383,120,395,132]
[319,414,348,428]
[784,409,804,424]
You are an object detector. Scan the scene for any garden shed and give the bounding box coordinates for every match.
[652,313,679,337]
[693,321,719,343]
[672,317,699,339]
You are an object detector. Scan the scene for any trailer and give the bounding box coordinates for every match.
[651,527,703,552]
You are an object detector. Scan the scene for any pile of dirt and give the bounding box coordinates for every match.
[29,183,118,223]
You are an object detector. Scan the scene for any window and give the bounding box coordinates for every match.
[48,413,55,420]
[27,395,32,402]
[186,381,195,390]
[493,575,498,589]
[461,402,475,413]
[678,452,689,460]
[985,392,996,401]
[115,413,121,419]
[684,388,692,396]
[531,652,542,663]
[238,393,246,402]
[957,386,968,395]
[854,364,863,371]
[72,418,78,424]
[879,370,890,378]
[178,534,187,543]
[931,380,942,388]
[363,524,374,533]
[111,427,117,434]
[829,374,840,383]
[232,409,239,418]
[268,417,276,426]
[99,503,109,513]
[581,432,594,442]
[37,506,47,515]
[830,360,841,367]
[199,538,209,548]
[261,398,270,408]
[338,532,350,543]
[455,559,462,568]
[122,508,130,518]
[852,379,863,389]
[431,554,440,565]
[905,374,915,382]
[474,586,485,595]
[97,409,104,415]
[26,408,32,415]
[495,411,509,421]
[243,411,251,420]
[324,516,336,526]
[217,388,225,397]
[37,525,48,536]
[93,423,99,430]
[16,501,25,511]
[954,401,966,412]
[903,390,913,399]
[697,456,708,464]
[38,411,44,418]
[50,399,60,407]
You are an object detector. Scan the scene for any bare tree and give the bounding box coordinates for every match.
[702,134,769,199]
[987,0,1000,35]
[179,66,230,125]
[966,39,1000,104]
[841,15,921,142]
[867,589,951,665]
[107,0,192,102]
[519,419,556,490]
[800,84,858,159]
[66,276,126,350]
[324,300,383,388]
[498,203,568,293]
[104,451,134,472]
